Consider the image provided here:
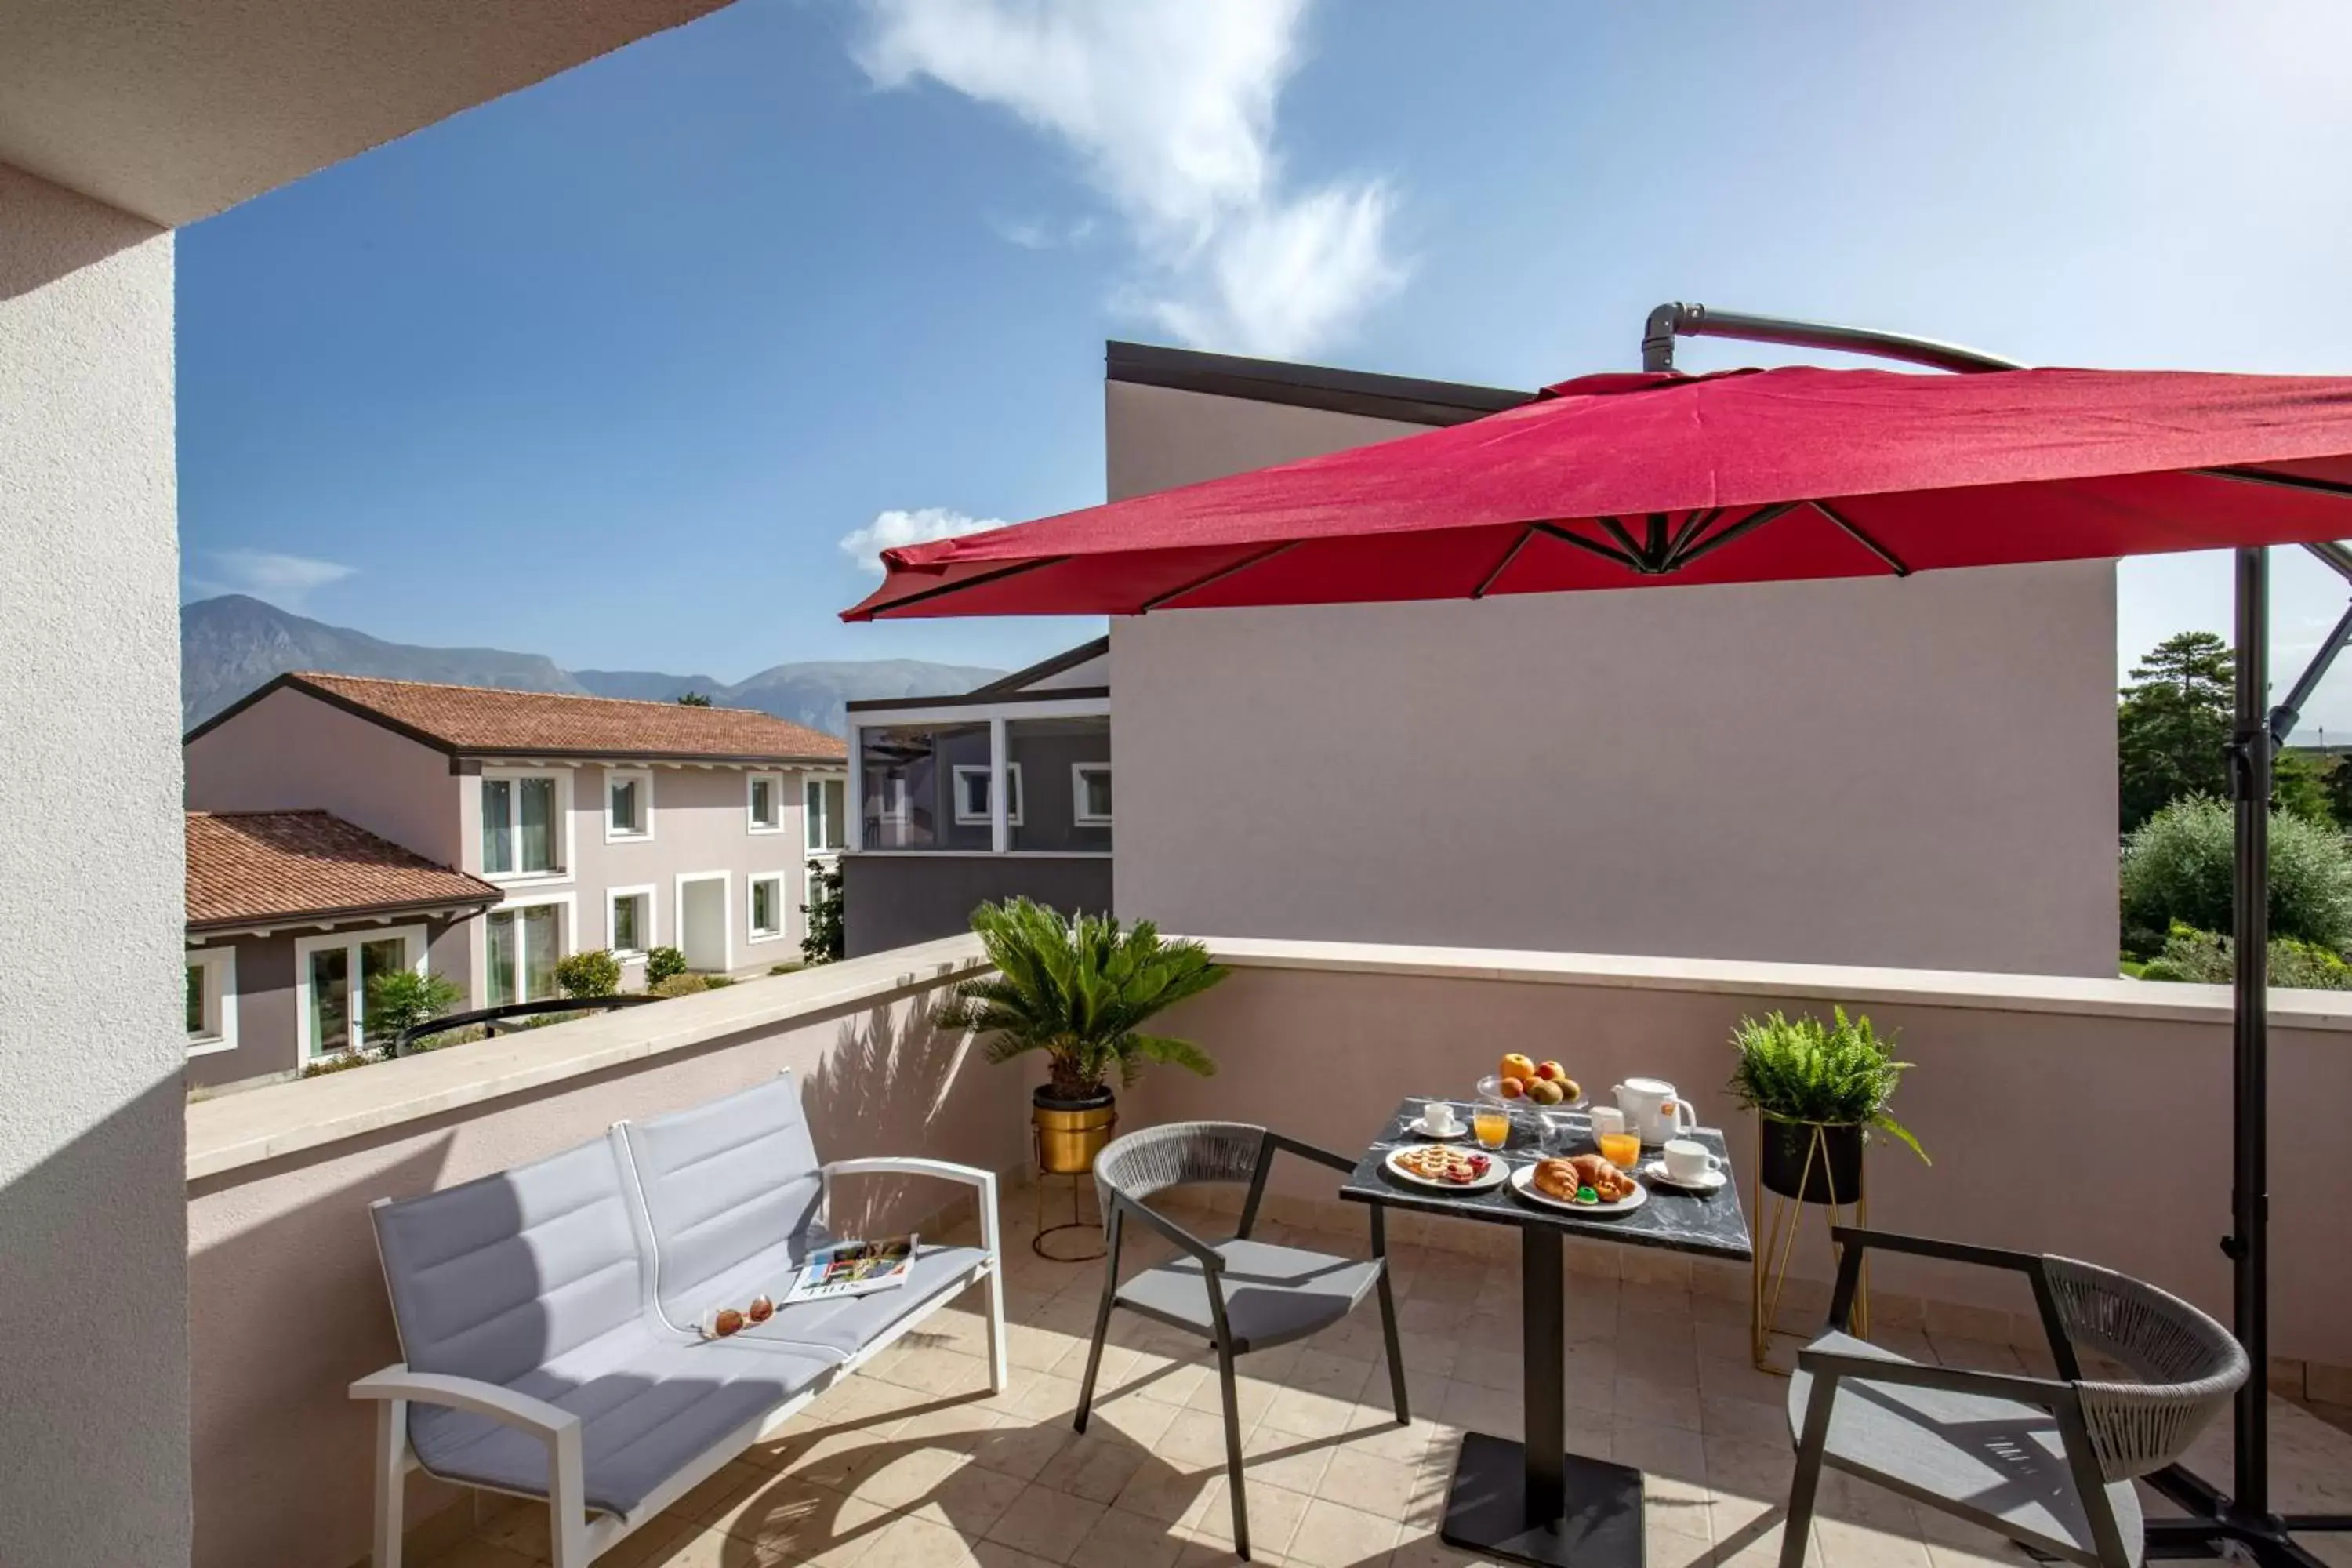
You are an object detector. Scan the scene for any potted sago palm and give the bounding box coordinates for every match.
[934,898,1229,1174]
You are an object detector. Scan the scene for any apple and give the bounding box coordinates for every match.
[1535,1061,1566,1083]
[1499,1053,1537,1083]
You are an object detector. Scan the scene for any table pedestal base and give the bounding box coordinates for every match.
[1440,1432,1646,1568]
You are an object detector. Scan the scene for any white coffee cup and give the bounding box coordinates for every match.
[1588,1105,1628,1140]
[1421,1101,1462,1135]
[1661,1138,1723,1185]
[1613,1077,1698,1145]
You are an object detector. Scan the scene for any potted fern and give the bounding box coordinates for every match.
[934,898,1230,1174]
[1726,1007,1928,1203]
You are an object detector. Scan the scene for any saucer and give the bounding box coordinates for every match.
[1406,1116,1467,1140]
[1642,1160,1727,1194]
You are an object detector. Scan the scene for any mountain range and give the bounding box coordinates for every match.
[180,596,1003,734]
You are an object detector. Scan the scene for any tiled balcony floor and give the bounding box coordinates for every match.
[430,1198,2352,1568]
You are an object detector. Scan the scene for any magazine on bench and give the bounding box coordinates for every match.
[783,1236,919,1303]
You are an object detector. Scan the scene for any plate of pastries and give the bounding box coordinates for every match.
[1512,1152,1649,1214]
[1385,1142,1508,1191]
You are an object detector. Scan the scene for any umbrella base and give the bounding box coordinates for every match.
[2144,1462,2350,1568]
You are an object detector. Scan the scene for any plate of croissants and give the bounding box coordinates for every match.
[1512,1154,1649,1214]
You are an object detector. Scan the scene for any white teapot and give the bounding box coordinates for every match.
[1613,1076,1698,1145]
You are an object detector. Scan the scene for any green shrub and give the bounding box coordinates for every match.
[2119,795,2352,956]
[648,972,713,999]
[644,946,688,985]
[555,948,622,998]
[365,969,462,1048]
[768,961,804,976]
[1725,1007,1927,1163]
[2136,923,2352,989]
[705,975,735,989]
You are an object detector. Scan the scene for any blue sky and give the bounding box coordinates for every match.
[180,1,2352,718]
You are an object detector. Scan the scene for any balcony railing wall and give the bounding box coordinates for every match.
[183,933,2352,1567]
[1133,939,2352,1376]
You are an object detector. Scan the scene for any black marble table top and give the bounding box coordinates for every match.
[1338,1096,1755,1261]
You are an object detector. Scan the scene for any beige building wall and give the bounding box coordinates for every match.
[185,684,465,866]
[0,162,191,1564]
[1105,379,2120,976]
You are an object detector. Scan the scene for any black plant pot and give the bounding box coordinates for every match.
[1759,1118,1866,1205]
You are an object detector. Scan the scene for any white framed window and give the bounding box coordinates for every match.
[295,925,426,1061]
[1072,762,1113,826]
[484,894,572,1008]
[952,764,1023,826]
[748,873,788,942]
[481,768,572,880]
[608,884,655,957]
[747,771,785,833]
[604,768,652,843]
[185,947,238,1058]
[804,774,847,853]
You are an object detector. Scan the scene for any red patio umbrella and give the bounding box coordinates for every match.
[843,364,2352,622]
[841,315,2352,1568]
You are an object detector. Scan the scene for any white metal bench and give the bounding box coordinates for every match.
[351,1070,1005,1566]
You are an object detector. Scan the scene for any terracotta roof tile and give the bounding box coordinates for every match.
[187,811,501,931]
[289,673,847,762]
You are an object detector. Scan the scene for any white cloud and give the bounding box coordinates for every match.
[185,548,357,608]
[840,507,1006,572]
[858,0,1404,358]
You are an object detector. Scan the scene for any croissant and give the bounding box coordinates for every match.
[1566,1152,1635,1200]
[1532,1159,1584,1201]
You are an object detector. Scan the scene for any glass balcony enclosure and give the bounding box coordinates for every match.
[851,706,1109,855]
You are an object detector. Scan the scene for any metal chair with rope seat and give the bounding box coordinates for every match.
[1783,1229,2248,1568]
[1073,1121,1408,1562]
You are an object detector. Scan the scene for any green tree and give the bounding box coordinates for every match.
[676,691,713,706]
[800,859,844,965]
[2118,632,2232,833]
[2274,748,2335,824]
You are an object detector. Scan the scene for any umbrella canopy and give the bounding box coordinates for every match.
[843,365,2352,620]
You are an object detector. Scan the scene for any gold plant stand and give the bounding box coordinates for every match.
[1032,1143,1107,1262]
[1750,1120,1867,1375]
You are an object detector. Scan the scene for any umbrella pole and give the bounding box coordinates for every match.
[2230,543,2273,1516]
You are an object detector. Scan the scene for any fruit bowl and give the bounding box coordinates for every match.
[1476,1073,1588,1112]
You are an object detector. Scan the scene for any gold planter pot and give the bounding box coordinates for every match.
[1033,1094,1118,1174]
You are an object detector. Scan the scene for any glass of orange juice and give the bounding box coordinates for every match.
[1473,1108,1512,1149]
[1598,1131,1642,1168]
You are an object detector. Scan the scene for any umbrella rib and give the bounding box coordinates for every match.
[2196,466,2352,502]
[1472,526,1537,599]
[1138,540,1301,613]
[1807,500,1913,576]
[1670,500,1803,568]
[1667,508,1721,560]
[1599,515,1647,563]
[853,555,1070,619]
[1534,521,1645,573]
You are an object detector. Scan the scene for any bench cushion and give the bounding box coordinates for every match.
[372,1138,647,1392]
[622,1075,829,1330]
[412,1334,837,1518]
